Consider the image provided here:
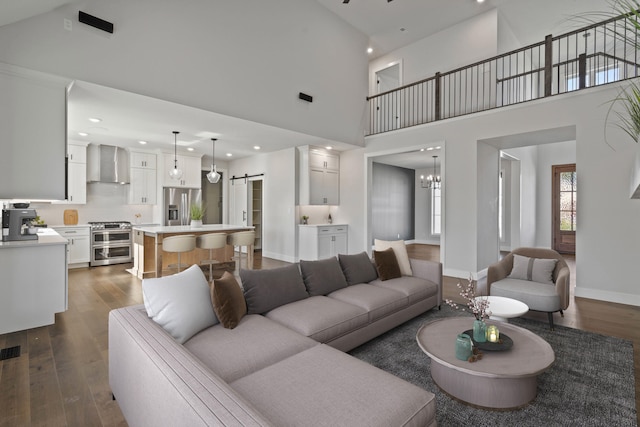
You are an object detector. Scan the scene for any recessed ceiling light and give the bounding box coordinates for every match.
[138,140,147,145]
[78,132,89,137]
[400,28,406,32]
[88,117,102,123]
[420,148,425,152]
[187,147,194,151]
[226,153,233,157]
[435,146,442,149]
[426,147,434,151]
[254,145,261,150]
[367,47,373,54]
[326,146,333,150]
[477,0,484,3]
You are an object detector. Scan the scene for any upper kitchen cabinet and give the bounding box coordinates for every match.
[129,150,157,205]
[298,146,340,205]
[67,143,87,204]
[130,151,157,169]
[163,153,202,188]
[0,63,68,200]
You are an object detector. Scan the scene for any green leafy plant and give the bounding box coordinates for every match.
[190,204,205,220]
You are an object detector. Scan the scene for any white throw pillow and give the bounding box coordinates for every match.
[508,254,557,285]
[142,264,218,344]
[374,239,413,276]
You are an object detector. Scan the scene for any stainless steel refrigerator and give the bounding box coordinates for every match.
[164,187,202,226]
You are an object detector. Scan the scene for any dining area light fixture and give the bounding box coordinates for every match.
[168,131,183,180]
[421,155,441,189]
[206,138,221,184]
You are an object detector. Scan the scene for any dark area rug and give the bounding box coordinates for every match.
[349,306,637,426]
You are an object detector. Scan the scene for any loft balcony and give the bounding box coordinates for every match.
[366,12,640,136]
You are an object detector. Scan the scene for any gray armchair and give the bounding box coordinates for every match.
[487,247,570,330]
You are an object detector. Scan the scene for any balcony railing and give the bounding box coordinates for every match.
[366,12,640,136]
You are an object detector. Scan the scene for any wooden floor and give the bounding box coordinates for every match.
[0,247,638,426]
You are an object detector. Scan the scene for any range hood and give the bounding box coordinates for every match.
[86,144,130,184]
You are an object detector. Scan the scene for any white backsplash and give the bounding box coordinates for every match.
[28,183,155,226]
[297,205,339,225]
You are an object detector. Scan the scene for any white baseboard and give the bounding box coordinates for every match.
[261,251,297,264]
[574,287,640,307]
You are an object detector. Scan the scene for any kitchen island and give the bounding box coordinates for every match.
[132,224,254,278]
[0,228,68,334]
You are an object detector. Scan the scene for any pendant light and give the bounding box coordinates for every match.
[168,131,183,180]
[206,138,221,184]
[421,155,441,189]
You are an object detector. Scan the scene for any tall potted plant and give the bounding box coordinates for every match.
[190,204,205,228]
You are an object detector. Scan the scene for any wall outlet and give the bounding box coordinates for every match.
[64,18,72,31]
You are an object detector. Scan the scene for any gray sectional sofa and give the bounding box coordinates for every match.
[109,251,442,427]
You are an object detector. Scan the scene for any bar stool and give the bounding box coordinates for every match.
[196,233,227,281]
[162,235,196,274]
[227,231,255,270]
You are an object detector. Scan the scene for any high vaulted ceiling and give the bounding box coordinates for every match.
[0,0,613,164]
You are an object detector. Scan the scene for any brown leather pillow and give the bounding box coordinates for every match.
[211,271,247,329]
[373,247,402,281]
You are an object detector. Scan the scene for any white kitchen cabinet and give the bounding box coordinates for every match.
[52,226,90,267]
[163,154,202,188]
[0,63,67,200]
[298,224,348,261]
[130,151,157,169]
[55,143,87,204]
[129,151,157,205]
[298,146,340,205]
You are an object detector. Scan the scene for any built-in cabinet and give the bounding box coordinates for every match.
[163,154,202,188]
[57,143,87,204]
[298,146,340,205]
[129,151,157,204]
[252,180,263,250]
[298,224,348,260]
[52,225,90,267]
[0,63,67,200]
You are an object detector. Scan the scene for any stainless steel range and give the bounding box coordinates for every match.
[89,221,133,266]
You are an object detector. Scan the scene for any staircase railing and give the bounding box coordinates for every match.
[366,13,640,136]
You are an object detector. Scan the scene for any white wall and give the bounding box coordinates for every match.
[0,0,369,146]
[339,83,640,306]
[477,142,500,270]
[369,9,499,94]
[505,145,538,247]
[228,148,297,263]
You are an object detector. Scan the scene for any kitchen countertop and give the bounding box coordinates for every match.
[133,224,254,235]
[50,224,90,228]
[0,227,68,248]
[298,223,347,227]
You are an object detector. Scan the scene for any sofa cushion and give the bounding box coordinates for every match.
[370,276,438,305]
[490,278,561,312]
[338,252,378,285]
[265,296,368,343]
[373,247,402,281]
[300,257,349,296]
[374,239,413,276]
[240,264,309,314]
[329,284,407,322]
[184,314,319,383]
[142,264,218,344]
[230,345,436,427]
[508,254,557,285]
[211,272,246,329]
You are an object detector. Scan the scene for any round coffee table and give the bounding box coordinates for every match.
[416,317,554,409]
[473,296,529,321]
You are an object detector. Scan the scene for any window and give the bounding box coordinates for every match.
[559,170,577,231]
[566,65,620,91]
[431,187,441,235]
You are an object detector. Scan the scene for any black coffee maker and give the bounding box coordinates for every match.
[1,207,38,241]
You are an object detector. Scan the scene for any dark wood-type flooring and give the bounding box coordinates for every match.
[1,246,638,426]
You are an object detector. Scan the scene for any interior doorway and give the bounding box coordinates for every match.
[230,176,263,251]
[552,164,577,254]
[201,170,223,224]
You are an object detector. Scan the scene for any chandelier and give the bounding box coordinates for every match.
[206,138,221,184]
[421,155,441,189]
[168,131,183,180]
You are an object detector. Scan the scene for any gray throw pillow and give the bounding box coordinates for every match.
[508,254,557,285]
[300,257,349,296]
[240,264,309,314]
[338,252,378,285]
